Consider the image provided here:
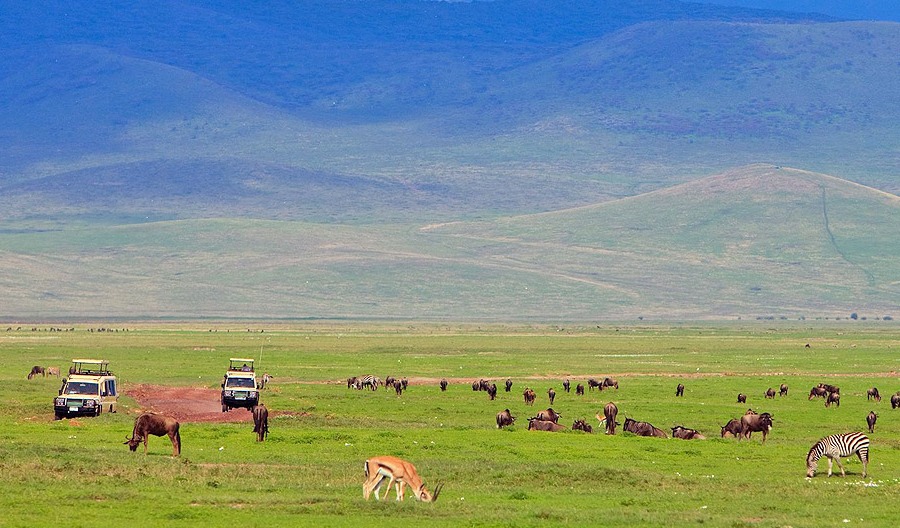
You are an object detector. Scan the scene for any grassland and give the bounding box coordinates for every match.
[2,322,898,527]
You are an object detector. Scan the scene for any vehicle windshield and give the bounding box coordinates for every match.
[225,377,256,388]
[64,382,100,395]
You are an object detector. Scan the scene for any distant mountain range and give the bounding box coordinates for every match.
[0,1,897,320]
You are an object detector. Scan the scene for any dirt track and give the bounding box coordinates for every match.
[126,384,256,423]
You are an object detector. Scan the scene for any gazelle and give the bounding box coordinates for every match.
[363,456,443,502]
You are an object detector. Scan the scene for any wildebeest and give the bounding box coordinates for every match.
[562,379,570,393]
[505,378,513,392]
[439,379,448,391]
[602,377,619,390]
[547,387,556,405]
[720,418,743,438]
[737,393,747,404]
[523,388,536,406]
[252,404,269,442]
[496,409,516,429]
[587,378,602,391]
[572,419,593,433]
[739,412,773,443]
[472,380,480,391]
[602,402,618,435]
[486,383,497,400]
[892,393,900,409]
[825,392,840,408]
[27,366,45,380]
[765,388,776,399]
[675,383,685,397]
[347,376,358,389]
[671,425,706,440]
[124,413,181,456]
[575,383,585,396]
[395,381,404,396]
[400,378,408,390]
[384,375,397,388]
[820,383,840,394]
[535,408,561,424]
[809,386,828,399]
[866,411,877,433]
[527,418,567,432]
[779,383,788,397]
[478,379,490,391]
[623,417,667,438]
[867,387,881,402]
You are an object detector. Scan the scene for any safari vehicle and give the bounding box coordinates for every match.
[221,358,259,412]
[53,359,118,419]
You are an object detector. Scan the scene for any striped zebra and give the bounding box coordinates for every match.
[806,432,869,478]
[358,375,380,391]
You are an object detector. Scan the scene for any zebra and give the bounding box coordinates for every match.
[358,375,380,391]
[806,432,869,478]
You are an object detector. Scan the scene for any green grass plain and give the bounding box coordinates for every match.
[2,322,899,527]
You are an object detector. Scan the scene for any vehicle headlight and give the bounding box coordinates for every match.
[224,390,234,397]
[55,398,66,406]
[249,391,258,398]
[84,400,96,407]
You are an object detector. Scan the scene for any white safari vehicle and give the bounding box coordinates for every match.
[221,358,259,412]
[54,359,118,419]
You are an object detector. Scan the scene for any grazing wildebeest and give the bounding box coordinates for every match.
[252,404,269,442]
[535,408,561,424]
[765,388,776,399]
[486,383,497,400]
[739,412,773,443]
[623,417,667,438]
[472,380,480,391]
[347,376,358,389]
[395,381,404,396]
[505,378,513,392]
[124,413,181,456]
[547,387,556,405]
[27,366,45,380]
[587,378,602,391]
[671,425,706,440]
[400,378,408,390]
[572,419,593,433]
[779,384,788,397]
[527,418,567,432]
[602,402,618,435]
[384,376,397,388]
[892,393,900,409]
[523,388,536,406]
[720,418,743,438]
[575,384,585,396]
[825,392,841,408]
[866,411,877,433]
[496,409,516,429]
[867,387,881,402]
[439,379,448,391]
[809,386,828,399]
[737,393,747,404]
[602,377,619,390]
[562,379,570,393]
[478,379,490,391]
[820,383,840,394]
[675,383,685,397]
[806,432,869,478]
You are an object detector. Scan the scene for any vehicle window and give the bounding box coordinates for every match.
[64,382,100,395]
[226,377,255,388]
[107,379,117,396]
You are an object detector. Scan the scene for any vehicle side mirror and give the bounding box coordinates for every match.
[221,382,225,388]
[58,389,63,396]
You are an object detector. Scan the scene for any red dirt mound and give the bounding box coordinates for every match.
[126,384,254,423]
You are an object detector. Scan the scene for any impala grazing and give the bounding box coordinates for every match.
[363,456,443,502]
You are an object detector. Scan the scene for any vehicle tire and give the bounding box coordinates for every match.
[222,404,228,413]
[96,406,102,417]
[54,413,64,421]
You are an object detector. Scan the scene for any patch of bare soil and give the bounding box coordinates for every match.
[126,384,255,423]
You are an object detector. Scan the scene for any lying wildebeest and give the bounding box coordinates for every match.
[252,404,269,442]
[439,378,448,391]
[675,383,685,397]
[720,418,743,438]
[575,383,585,396]
[562,379,570,393]
[623,417,667,438]
[523,388,536,406]
[486,383,497,400]
[572,419,593,433]
[527,418,567,432]
[739,412,773,443]
[765,388,776,399]
[779,383,788,397]
[587,378,602,391]
[547,387,556,405]
[737,393,747,404]
[535,408,561,424]
[892,393,900,409]
[27,366,45,380]
[603,402,618,435]
[496,409,515,429]
[602,377,619,390]
[867,387,881,402]
[809,386,828,399]
[124,413,181,456]
[671,425,706,440]
[825,392,840,408]
[866,411,877,433]
[505,378,513,392]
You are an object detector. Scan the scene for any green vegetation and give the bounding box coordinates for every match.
[2,323,898,526]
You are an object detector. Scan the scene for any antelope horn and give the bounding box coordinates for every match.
[432,483,444,502]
